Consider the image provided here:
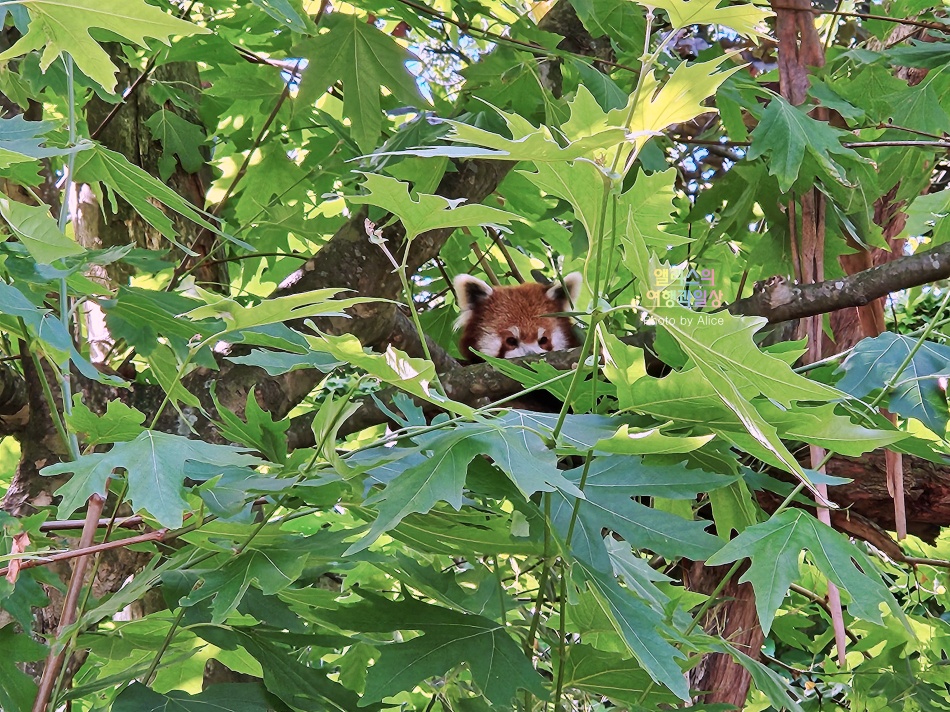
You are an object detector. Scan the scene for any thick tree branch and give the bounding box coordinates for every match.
[731,242,950,323]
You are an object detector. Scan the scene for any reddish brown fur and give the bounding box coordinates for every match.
[457,279,581,362]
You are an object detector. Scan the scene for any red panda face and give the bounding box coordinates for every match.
[453,273,583,361]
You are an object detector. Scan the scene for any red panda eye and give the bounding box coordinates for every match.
[538,336,549,346]
[505,336,519,347]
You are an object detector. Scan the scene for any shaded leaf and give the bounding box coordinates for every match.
[114,682,274,712]
[295,12,425,150]
[707,509,903,634]
[325,594,549,706]
[837,332,950,436]
[42,432,263,527]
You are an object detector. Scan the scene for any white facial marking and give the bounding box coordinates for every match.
[505,343,544,358]
[477,333,503,357]
[509,325,520,339]
[551,329,570,350]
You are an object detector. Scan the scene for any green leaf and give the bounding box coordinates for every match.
[325,594,549,706]
[101,286,219,356]
[627,57,742,154]
[42,432,264,527]
[144,110,206,181]
[706,509,903,635]
[649,305,842,497]
[180,285,373,333]
[114,682,274,712]
[0,0,208,93]
[581,565,688,700]
[348,172,519,241]
[308,331,476,417]
[569,0,645,47]
[251,0,311,32]
[213,390,289,465]
[551,457,727,565]
[0,197,84,264]
[144,342,202,409]
[65,397,146,446]
[708,478,758,536]
[443,91,627,163]
[556,643,678,709]
[647,0,771,34]
[756,401,908,455]
[353,419,582,552]
[837,332,950,436]
[0,280,116,384]
[383,508,543,556]
[709,641,805,712]
[197,628,378,712]
[74,146,236,251]
[0,116,83,168]
[295,12,425,151]
[593,424,713,455]
[226,349,342,375]
[185,529,348,622]
[748,95,869,192]
[0,625,43,712]
[348,428,479,553]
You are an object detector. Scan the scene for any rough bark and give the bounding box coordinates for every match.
[683,563,762,707]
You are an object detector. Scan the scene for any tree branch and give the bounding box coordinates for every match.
[731,242,950,323]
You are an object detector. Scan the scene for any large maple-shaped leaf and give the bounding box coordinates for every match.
[295,12,426,151]
[42,432,264,527]
[351,419,581,552]
[325,594,548,706]
[0,0,208,93]
[630,366,906,456]
[556,643,680,708]
[348,428,481,553]
[65,398,145,447]
[143,110,205,181]
[180,285,373,332]
[347,173,519,240]
[707,509,904,635]
[184,528,351,622]
[101,287,220,356]
[550,456,727,568]
[647,0,771,35]
[748,95,869,192]
[439,88,627,163]
[623,57,741,154]
[837,332,950,436]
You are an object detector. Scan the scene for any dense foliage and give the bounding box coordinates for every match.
[3,0,950,710]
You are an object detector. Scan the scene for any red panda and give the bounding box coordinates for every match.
[453,272,583,362]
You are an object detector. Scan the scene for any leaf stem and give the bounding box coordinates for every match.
[552,452,593,709]
[143,606,188,685]
[524,495,554,655]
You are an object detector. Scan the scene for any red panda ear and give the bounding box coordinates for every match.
[454,274,493,313]
[546,272,583,306]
